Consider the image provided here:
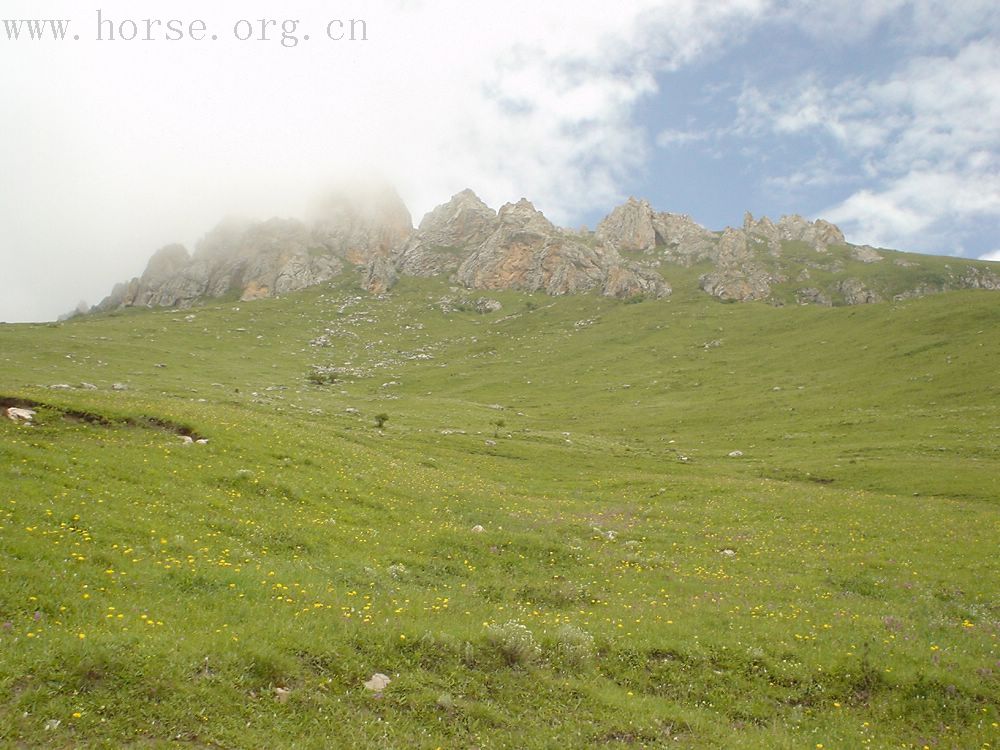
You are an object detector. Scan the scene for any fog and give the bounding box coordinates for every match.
[3,1,998,322]
[0,0,704,321]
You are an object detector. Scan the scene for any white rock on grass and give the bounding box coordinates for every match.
[363,673,391,692]
[6,407,35,423]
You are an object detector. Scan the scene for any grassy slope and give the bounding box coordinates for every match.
[0,276,997,749]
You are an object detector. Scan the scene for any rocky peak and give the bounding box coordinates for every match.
[387,190,501,282]
[141,244,191,284]
[310,183,413,264]
[742,212,782,256]
[455,197,668,299]
[92,184,998,314]
[497,199,556,234]
[776,215,845,252]
[415,189,498,244]
[596,197,658,253]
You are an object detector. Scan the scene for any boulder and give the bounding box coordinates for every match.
[838,278,882,305]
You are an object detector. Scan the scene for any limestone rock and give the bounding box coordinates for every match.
[362,254,398,294]
[852,245,884,264]
[777,215,845,252]
[796,287,832,306]
[838,278,882,305]
[652,212,720,266]
[6,407,35,423]
[602,264,671,299]
[310,184,413,266]
[363,673,391,692]
[94,186,407,312]
[744,212,783,256]
[596,199,718,266]
[595,197,658,253]
[959,266,1000,290]
[456,199,667,299]
[698,229,781,302]
[394,189,499,276]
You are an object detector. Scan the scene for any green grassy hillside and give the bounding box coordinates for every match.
[1,276,998,748]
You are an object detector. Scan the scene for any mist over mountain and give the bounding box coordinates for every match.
[88,186,1000,317]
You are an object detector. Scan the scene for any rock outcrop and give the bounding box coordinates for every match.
[92,185,1000,313]
[95,187,410,312]
[698,229,783,302]
[393,189,499,276]
[310,184,413,266]
[596,198,659,253]
[838,278,882,305]
[455,199,669,298]
[595,197,719,266]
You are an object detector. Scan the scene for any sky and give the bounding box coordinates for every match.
[1,0,998,322]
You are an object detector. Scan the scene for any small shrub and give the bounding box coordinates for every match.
[485,620,540,666]
[552,624,596,668]
[374,412,389,429]
[306,368,338,386]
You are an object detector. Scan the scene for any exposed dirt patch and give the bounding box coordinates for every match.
[1,396,205,440]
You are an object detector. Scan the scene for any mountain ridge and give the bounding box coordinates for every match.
[91,187,1000,314]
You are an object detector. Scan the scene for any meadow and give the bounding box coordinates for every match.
[1,276,997,748]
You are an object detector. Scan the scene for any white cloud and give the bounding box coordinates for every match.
[0,0,774,321]
[656,128,709,147]
[736,36,1000,252]
[980,249,1000,261]
[773,0,1000,48]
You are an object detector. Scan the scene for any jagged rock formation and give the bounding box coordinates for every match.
[596,197,718,265]
[393,189,499,276]
[93,185,1000,313]
[95,187,410,312]
[453,199,668,298]
[310,185,413,265]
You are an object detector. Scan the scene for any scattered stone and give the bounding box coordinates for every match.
[363,673,391,693]
[49,384,73,390]
[44,719,61,731]
[471,525,485,534]
[195,439,209,445]
[274,687,291,704]
[796,287,831,306]
[473,297,503,314]
[721,548,737,557]
[112,383,129,391]
[485,439,497,447]
[852,245,884,264]
[728,450,744,458]
[179,435,194,445]
[838,278,882,305]
[80,382,98,390]
[6,407,35,423]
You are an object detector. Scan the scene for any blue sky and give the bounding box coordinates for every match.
[1,0,998,321]
[623,3,1000,259]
